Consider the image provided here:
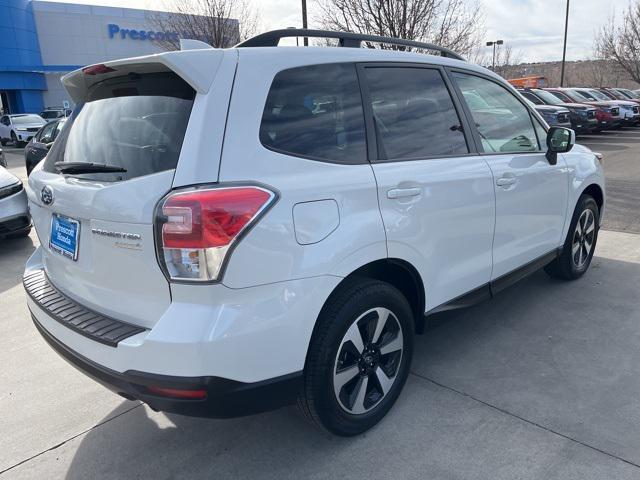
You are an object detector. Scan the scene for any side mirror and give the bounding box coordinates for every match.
[546,126,575,165]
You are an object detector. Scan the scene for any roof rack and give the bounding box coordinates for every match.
[236,29,465,61]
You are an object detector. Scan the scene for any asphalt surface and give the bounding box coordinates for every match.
[1,130,640,479]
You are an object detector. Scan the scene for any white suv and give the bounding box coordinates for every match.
[23,30,605,436]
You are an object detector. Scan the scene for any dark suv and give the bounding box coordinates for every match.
[518,88,597,134]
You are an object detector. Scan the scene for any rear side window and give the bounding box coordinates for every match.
[260,63,366,164]
[363,67,468,160]
[44,72,195,181]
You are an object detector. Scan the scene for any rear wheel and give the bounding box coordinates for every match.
[0,138,7,146]
[545,195,599,280]
[298,279,414,436]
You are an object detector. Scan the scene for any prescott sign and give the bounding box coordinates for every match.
[108,23,180,42]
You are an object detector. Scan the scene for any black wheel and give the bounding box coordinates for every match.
[0,138,7,146]
[298,278,414,436]
[545,195,599,280]
[10,131,21,147]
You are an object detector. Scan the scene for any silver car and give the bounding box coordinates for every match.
[0,166,30,238]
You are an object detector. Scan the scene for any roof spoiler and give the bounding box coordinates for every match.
[61,49,225,103]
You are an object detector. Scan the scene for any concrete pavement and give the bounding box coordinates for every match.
[1,130,640,478]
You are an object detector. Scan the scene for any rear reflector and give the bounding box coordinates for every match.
[146,386,207,400]
[157,186,275,282]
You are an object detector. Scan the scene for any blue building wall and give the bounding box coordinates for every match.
[0,0,45,113]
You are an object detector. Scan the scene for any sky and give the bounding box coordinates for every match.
[38,0,625,63]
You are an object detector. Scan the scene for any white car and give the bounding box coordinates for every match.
[0,114,46,147]
[0,166,30,238]
[23,29,605,436]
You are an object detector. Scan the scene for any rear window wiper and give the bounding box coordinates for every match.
[55,162,127,174]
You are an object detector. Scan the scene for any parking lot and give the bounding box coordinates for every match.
[1,129,640,479]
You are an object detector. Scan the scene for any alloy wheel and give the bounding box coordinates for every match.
[333,307,404,415]
[572,208,596,269]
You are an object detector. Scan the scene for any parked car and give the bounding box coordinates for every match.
[23,29,605,436]
[0,114,47,147]
[612,87,640,100]
[0,166,30,238]
[544,88,621,130]
[0,145,6,168]
[571,88,640,126]
[597,87,640,105]
[25,118,66,176]
[531,103,571,128]
[518,88,597,134]
[40,107,72,121]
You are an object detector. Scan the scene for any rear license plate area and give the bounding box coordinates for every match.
[50,213,80,261]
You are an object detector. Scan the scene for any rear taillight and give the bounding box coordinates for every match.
[156,186,275,282]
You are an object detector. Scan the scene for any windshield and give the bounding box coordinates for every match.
[520,91,543,105]
[531,89,563,105]
[588,89,610,101]
[12,114,44,125]
[43,72,195,182]
[40,111,60,119]
[571,90,594,101]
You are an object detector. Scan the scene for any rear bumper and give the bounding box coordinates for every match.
[32,314,302,418]
[24,247,339,417]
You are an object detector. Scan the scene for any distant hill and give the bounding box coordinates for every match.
[494,59,639,89]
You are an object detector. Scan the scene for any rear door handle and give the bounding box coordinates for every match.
[496,177,517,187]
[387,187,421,199]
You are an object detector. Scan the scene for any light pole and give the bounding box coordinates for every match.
[560,0,570,86]
[302,0,308,46]
[486,39,504,70]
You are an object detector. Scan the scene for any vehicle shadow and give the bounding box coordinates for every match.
[576,143,628,152]
[0,234,35,295]
[59,255,640,479]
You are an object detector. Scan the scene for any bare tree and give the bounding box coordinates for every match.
[596,1,640,84]
[314,0,484,57]
[148,0,259,50]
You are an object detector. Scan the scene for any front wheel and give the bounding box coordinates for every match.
[545,194,599,280]
[298,279,414,436]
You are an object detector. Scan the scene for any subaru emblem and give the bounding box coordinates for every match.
[41,185,54,205]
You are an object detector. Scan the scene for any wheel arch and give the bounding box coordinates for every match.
[320,258,427,335]
[581,183,604,215]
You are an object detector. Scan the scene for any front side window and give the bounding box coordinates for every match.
[363,67,468,160]
[260,63,366,164]
[453,72,539,153]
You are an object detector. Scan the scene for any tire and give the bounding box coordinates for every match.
[298,278,414,436]
[0,138,7,146]
[5,227,31,239]
[544,194,599,280]
[10,131,19,147]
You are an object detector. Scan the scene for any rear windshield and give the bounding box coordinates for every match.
[43,72,195,181]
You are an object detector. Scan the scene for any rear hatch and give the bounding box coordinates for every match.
[27,60,218,329]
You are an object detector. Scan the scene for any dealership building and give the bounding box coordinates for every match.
[0,0,238,114]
